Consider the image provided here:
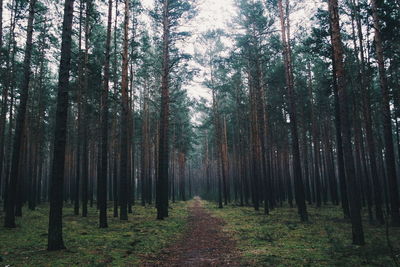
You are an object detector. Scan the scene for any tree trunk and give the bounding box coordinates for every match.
[308,63,322,208]
[278,0,308,221]
[331,51,350,218]
[4,0,36,228]
[141,82,150,206]
[74,0,84,217]
[178,152,186,201]
[371,0,400,226]
[112,0,119,219]
[81,0,91,218]
[221,116,229,205]
[351,0,384,224]
[157,0,170,220]
[0,0,17,206]
[47,0,75,251]
[99,0,113,228]
[329,0,364,245]
[119,0,130,221]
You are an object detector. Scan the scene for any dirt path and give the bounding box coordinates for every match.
[144,197,241,266]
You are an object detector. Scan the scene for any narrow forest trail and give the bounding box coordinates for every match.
[143,197,242,266]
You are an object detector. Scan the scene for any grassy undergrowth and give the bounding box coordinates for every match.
[206,202,400,266]
[0,201,188,266]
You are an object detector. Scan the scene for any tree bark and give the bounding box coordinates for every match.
[4,0,36,228]
[0,0,17,206]
[157,0,170,220]
[81,0,91,218]
[278,0,308,221]
[371,0,400,226]
[351,0,384,224]
[119,0,130,221]
[308,63,322,208]
[74,0,84,217]
[329,0,364,245]
[112,0,119,219]
[48,0,75,251]
[99,0,113,228]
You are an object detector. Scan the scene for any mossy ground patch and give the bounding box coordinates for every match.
[205,202,400,267]
[0,202,188,266]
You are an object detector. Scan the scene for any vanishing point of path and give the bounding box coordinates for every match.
[144,197,242,266]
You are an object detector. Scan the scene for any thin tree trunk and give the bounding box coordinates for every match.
[371,0,400,226]
[0,0,17,211]
[99,0,113,228]
[4,0,36,228]
[74,0,84,217]
[157,0,170,220]
[81,0,90,218]
[112,0,119,219]
[308,63,322,208]
[119,0,130,221]
[352,0,384,224]
[278,0,308,221]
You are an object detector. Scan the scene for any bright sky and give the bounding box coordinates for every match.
[185,0,238,101]
[141,0,323,104]
[141,0,238,102]
[141,0,236,31]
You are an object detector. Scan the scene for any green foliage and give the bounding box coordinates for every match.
[206,203,400,266]
[0,202,188,266]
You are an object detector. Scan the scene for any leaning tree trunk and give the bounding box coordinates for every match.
[48,0,75,251]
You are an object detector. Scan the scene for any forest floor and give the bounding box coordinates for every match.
[206,202,400,266]
[2,200,400,266]
[0,201,188,266]
[142,197,241,266]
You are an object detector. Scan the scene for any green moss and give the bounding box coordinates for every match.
[205,202,400,267]
[0,202,188,266]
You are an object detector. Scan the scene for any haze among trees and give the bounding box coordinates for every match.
[0,0,400,266]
